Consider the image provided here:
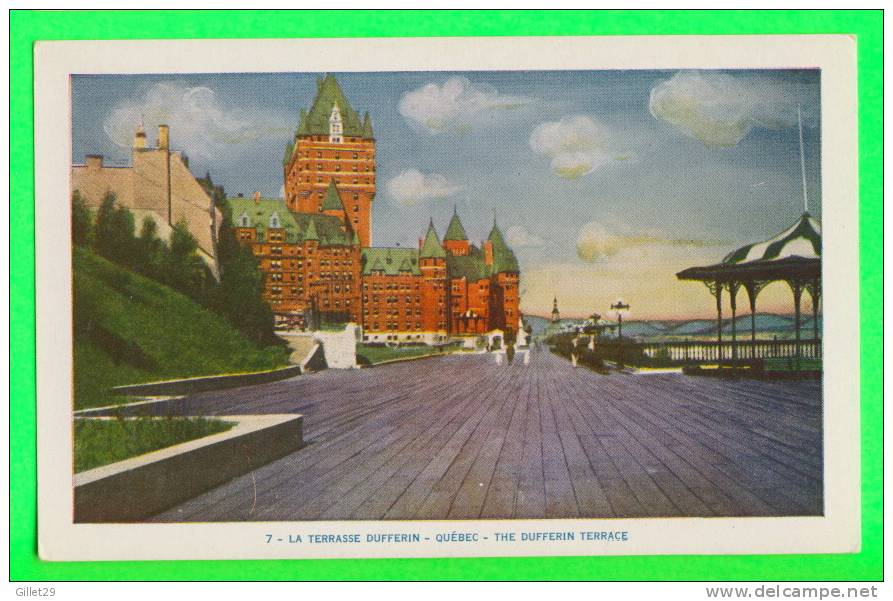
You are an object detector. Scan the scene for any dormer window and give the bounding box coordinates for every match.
[329,104,343,144]
[269,212,281,229]
[239,212,250,228]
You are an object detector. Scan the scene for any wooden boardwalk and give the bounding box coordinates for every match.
[150,350,823,522]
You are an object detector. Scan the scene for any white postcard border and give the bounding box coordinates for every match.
[34,34,860,561]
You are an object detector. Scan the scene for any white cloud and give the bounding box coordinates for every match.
[529,115,619,179]
[386,169,462,206]
[103,82,289,160]
[576,221,726,263]
[576,221,622,262]
[505,225,545,248]
[399,77,529,133]
[649,71,805,147]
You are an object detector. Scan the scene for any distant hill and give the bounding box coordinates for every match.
[73,248,289,409]
[524,312,821,340]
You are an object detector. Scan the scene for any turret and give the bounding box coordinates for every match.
[443,206,470,256]
[487,220,519,274]
[420,218,447,260]
[321,180,345,219]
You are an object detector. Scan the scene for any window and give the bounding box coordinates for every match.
[239,213,250,227]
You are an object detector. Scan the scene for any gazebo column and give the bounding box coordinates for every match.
[744,281,766,359]
[788,279,803,370]
[806,279,821,342]
[705,281,723,363]
[726,282,741,365]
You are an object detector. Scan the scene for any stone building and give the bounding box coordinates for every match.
[283,75,376,247]
[233,199,520,341]
[233,74,521,341]
[71,124,222,277]
[230,193,362,329]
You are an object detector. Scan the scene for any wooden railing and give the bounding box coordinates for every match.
[640,338,822,363]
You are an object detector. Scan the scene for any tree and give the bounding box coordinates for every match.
[71,190,93,247]
[134,216,167,280]
[94,193,137,265]
[199,173,278,344]
[212,244,277,345]
[211,199,278,345]
[165,220,212,302]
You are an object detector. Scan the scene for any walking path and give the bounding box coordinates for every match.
[149,350,823,521]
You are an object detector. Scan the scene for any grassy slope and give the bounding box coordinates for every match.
[356,343,461,365]
[74,417,234,472]
[73,247,289,408]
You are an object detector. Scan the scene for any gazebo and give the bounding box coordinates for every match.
[676,212,821,363]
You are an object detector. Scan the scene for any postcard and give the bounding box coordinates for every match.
[34,34,859,561]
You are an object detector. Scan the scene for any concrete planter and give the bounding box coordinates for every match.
[74,414,303,523]
[111,365,302,397]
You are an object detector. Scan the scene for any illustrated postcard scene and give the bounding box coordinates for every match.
[69,68,823,525]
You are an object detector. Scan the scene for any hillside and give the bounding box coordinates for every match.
[73,247,290,409]
[526,312,821,340]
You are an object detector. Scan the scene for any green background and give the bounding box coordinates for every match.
[10,10,883,581]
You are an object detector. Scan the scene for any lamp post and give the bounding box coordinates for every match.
[610,300,630,368]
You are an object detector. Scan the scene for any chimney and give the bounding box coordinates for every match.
[85,154,103,170]
[253,191,261,205]
[483,240,494,266]
[157,124,170,150]
[133,124,146,149]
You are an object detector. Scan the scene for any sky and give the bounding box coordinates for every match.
[72,69,822,320]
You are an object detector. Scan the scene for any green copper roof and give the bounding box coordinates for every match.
[228,198,301,243]
[303,218,319,241]
[296,75,371,139]
[228,197,353,246]
[292,213,354,246]
[321,180,344,212]
[446,245,491,281]
[361,247,421,276]
[420,220,446,258]
[488,222,520,274]
[444,208,468,241]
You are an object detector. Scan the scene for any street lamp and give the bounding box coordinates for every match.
[610,300,630,368]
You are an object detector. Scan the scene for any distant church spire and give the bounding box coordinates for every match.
[551,296,560,322]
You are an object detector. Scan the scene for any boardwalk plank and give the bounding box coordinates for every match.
[151,350,822,522]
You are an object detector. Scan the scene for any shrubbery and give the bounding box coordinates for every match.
[72,183,278,346]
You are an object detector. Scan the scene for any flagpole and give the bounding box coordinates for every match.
[797,104,809,214]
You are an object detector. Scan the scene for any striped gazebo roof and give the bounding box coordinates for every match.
[677,212,821,283]
[722,212,821,265]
